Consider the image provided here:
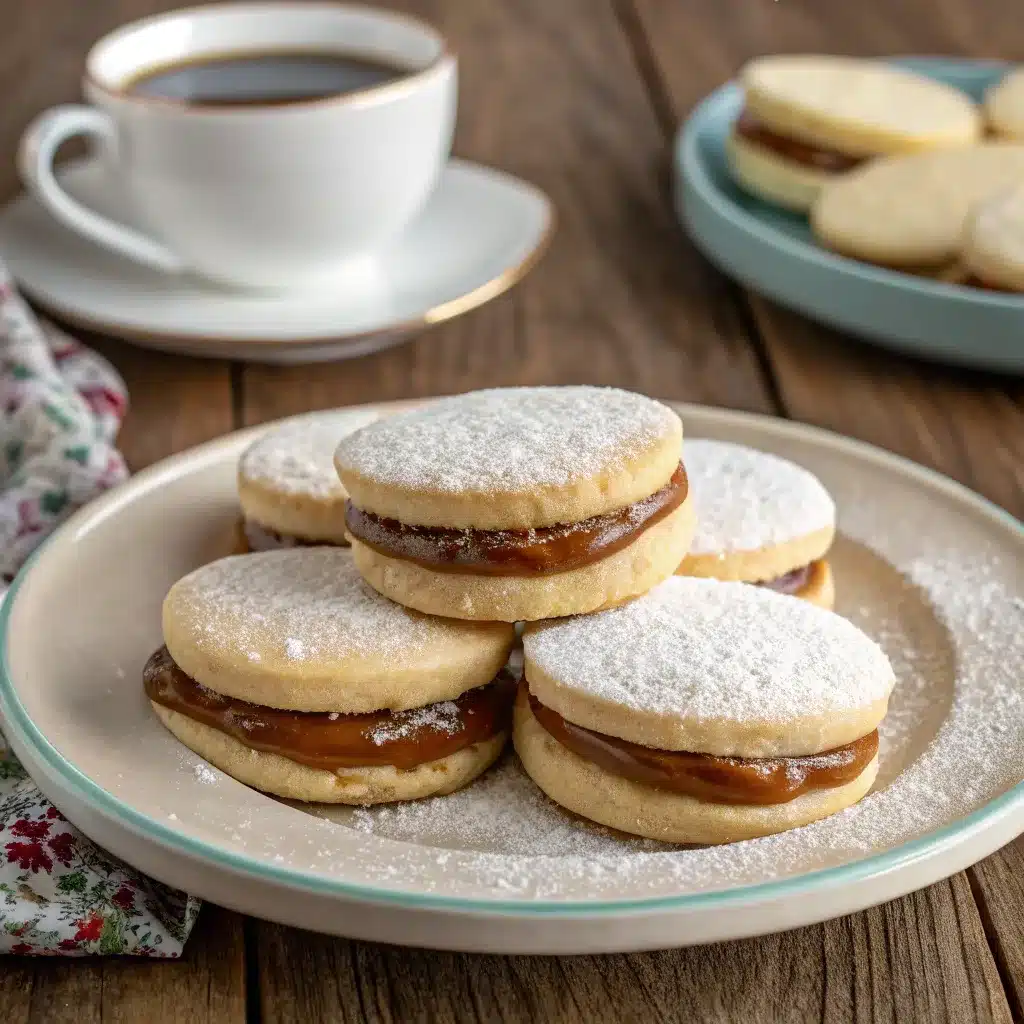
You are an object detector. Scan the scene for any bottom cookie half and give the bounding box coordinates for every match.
[350,498,696,622]
[153,703,507,805]
[513,690,877,845]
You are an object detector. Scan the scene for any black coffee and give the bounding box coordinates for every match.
[125,51,409,106]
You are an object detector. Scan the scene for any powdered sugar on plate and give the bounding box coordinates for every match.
[684,439,835,555]
[239,409,379,499]
[525,575,893,725]
[312,753,669,855]
[334,387,679,494]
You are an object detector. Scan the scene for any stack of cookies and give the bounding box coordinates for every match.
[727,56,981,214]
[145,386,894,845]
[725,54,1024,294]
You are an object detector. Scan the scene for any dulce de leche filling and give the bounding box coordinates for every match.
[758,562,814,596]
[735,109,864,174]
[238,518,331,553]
[344,464,689,577]
[144,646,515,771]
[527,686,877,805]
[962,275,1019,293]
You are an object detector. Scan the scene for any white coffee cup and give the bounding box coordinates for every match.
[18,3,457,290]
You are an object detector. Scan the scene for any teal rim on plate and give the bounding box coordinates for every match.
[676,58,1024,373]
[1,411,1024,915]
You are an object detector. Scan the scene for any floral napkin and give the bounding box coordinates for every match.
[0,260,200,955]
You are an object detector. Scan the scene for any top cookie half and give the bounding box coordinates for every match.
[742,55,981,156]
[335,387,683,530]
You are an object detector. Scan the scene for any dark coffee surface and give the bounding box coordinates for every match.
[125,51,408,105]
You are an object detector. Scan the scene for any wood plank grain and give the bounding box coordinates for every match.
[970,841,1024,1020]
[0,906,246,1024]
[239,0,774,427]
[627,0,1024,1018]
[256,873,1010,1024]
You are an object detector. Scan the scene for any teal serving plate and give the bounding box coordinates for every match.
[676,58,1024,374]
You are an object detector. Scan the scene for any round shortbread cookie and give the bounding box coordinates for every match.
[154,703,506,804]
[334,386,683,530]
[524,575,893,757]
[677,440,835,581]
[162,548,515,713]
[962,187,1024,292]
[985,68,1024,141]
[350,496,695,622]
[238,409,379,544]
[742,56,981,156]
[513,691,878,844]
[726,130,833,213]
[811,144,1024,268]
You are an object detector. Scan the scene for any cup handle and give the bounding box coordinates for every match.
[18,105,185,274]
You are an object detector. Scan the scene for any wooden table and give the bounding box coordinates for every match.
[3,1,1024,1020]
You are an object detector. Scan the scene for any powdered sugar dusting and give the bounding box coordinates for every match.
[369,701,462,746]
[334,387,679,494]
[168,548,451,666]
[685,439,835,555]
[240,409,379,499]
[526,576,893,725]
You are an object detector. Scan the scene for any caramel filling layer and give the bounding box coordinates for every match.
[962,275,1019,293]
[527,687,877,805]
[758,562,814,595]
[144,646,515,771]
[345,465,689,577]
[735,109,864,174]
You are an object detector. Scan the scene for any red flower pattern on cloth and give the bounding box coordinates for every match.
[112,886,135,911]
[47,831,75,867]
[10,819,49,840]
[5,841,53,873]
[0,258,199,956]
[74,914,105,942]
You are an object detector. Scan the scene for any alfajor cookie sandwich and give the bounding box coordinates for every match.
[985,68,1024,141]
[812,143,1024,271]
[676,440,835,608]
[960,186,1024,293]
[145,548,516,804]
[516,576,894,844]
[335,387,696,622]
[728,55,981,213]
[237,409,378,551]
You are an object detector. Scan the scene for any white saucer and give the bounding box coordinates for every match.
[0,159,553,364]
[2,401,1023,954]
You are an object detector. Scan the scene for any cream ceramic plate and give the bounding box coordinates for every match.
[0,159,553,364]
[2,402,1023,954]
